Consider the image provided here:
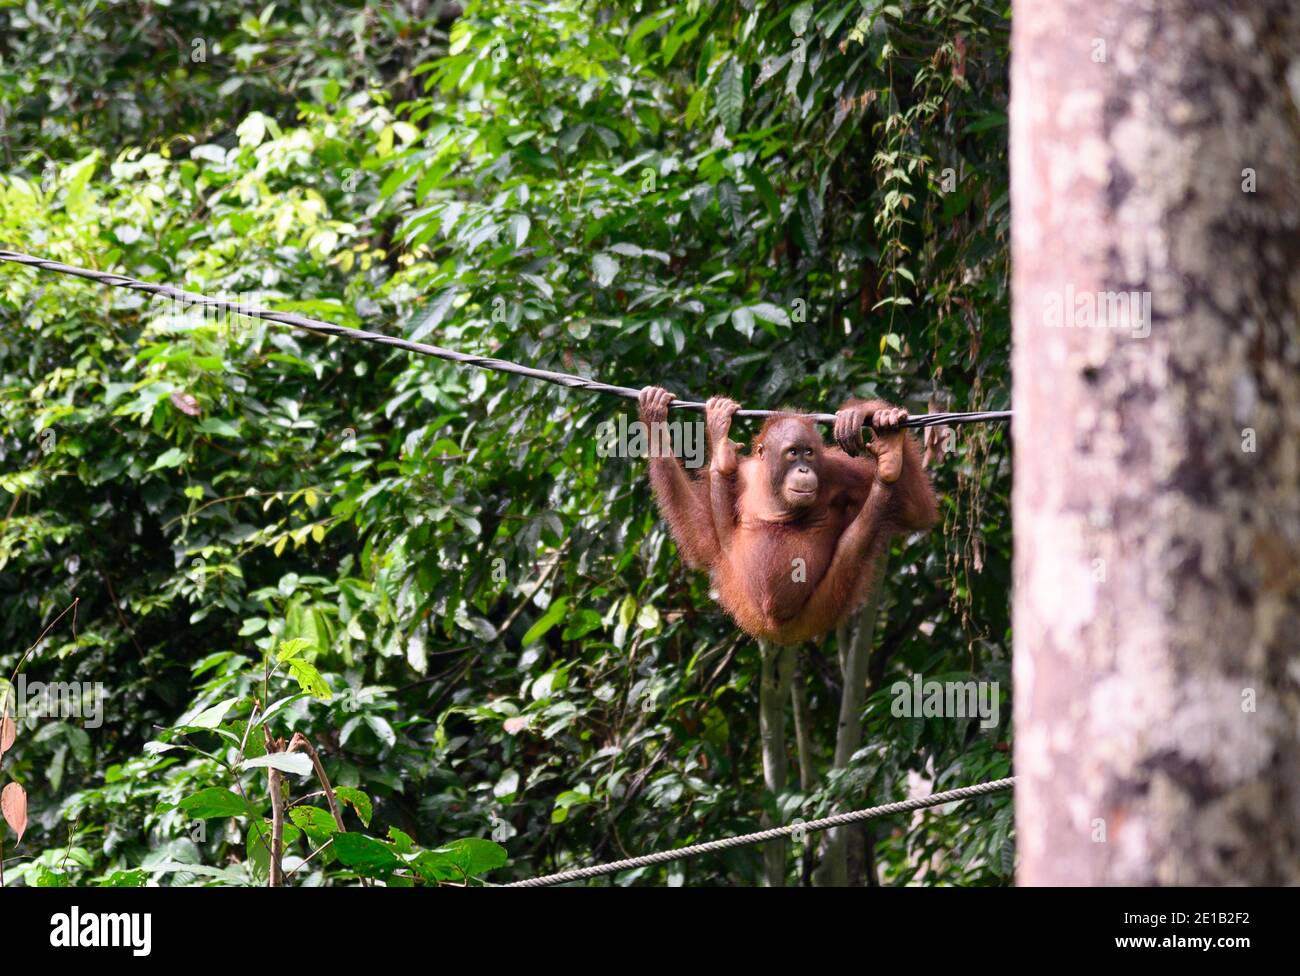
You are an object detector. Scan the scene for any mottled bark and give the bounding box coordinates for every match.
[1011,1,1300,883]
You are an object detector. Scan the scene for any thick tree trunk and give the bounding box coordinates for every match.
[758,640,796,886]
[1011,1,1300,884]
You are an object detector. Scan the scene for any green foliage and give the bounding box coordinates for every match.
[0,0,1012,886]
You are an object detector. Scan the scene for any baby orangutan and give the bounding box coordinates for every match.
[639,387,938,644]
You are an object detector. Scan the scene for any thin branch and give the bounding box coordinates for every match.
[264,727,285,887]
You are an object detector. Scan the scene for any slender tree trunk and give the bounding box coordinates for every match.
[791,657,817,793]
[790,659,818,885]
[1011,0,1300,884]
[814,554,887,886]
[758,640,796,886]
[267,765,285,887]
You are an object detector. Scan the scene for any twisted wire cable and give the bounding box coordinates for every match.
[0,250,1011,429]
[504,777,1015,887]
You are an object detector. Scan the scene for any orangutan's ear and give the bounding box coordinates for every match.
[755,442,764,458]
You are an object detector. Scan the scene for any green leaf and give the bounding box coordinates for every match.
[335,787,372,827]
[748,165,781,220]
[388,826,415,854]
[247,820,302,880]
[101,870,148,887]
[415,838,508,881]
[438,837,509,875]
[509,213,531,248]
[522,596,569,646]
[717,179,743,233]
[684,87,707,127]
[236,113,268,146]
[333,832,401,877]
[731,306,756,339]
[561,608,603,640]
[185,696,241,730]
[289,806,339,842]
[790,3,813,35]
[409,288,460,343]
[276,638,312,661]
[283,658,332,701]
[797,188,823,254]
[715,58,744,133]
[241,753,313,776]
[750,303,791,327]
[592,253,619,287]
[196,417,239,438]
[963,112,1008,135]
[362,714,396,749]
[178,788,248,820]
[552,788,594,823]
[493,768,520,799]
[148,447,187,471]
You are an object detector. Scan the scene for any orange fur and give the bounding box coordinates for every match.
[643,394,939,643]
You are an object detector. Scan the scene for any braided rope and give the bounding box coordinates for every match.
[0,250,1010,429]
[503,776,1014,887]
